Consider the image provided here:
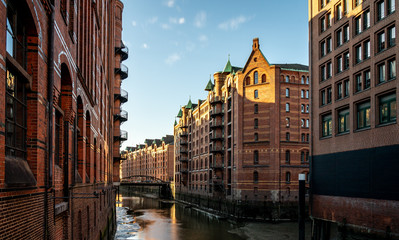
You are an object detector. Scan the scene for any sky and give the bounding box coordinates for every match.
[120,0,309,149]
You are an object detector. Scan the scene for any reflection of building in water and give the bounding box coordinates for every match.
[309,0,399,239]
[122,135,175,182]
[174,38,310,206]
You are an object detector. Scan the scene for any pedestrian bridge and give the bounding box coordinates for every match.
[120,175,173,199]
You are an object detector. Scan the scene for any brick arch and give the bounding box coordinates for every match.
[59,63,75,124]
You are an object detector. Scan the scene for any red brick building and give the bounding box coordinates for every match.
[0,0,128,239]
[309,0,399,239]
[174,38,310,218]
[121,136,175,182]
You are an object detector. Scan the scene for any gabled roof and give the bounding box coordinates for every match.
[272,63,309,72]
[162,135,174,145]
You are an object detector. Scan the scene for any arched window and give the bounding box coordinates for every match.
[246,77,251,85]
[286,132,290,141]
[254,133,259,142]
[253,171,259,183]
[286,117,290,127]
[254,90,259,99]
[301,151,305,163]
[306,134,310,142]
[301,76,305,84]
[254,150,259,164]
[306,77,309,84]
[286,172,291,183]
[285,76,290,83]
[254,118,258,129]
[306,105,309,113]
[254,104,258,114]
[285,150,290,163]
[301,90,305,98]
[286,103,290,112]
[306,119,309,128]
[301,104,305,113]
[262,74,266,83]
[306,90,309,99]
[286,88,290,97]
[254,71,258,84]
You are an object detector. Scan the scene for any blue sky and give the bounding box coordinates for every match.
[120,0,309,148]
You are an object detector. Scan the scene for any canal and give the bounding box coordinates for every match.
[114,192,311,240]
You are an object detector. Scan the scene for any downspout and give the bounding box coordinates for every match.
[45,2,55,239]
[309,0,314,221]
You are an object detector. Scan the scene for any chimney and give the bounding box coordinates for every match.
[253,38,259,51]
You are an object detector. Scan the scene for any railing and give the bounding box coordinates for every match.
[180,140,188,145]
[114,109,128,122]
[114,88,128,103]
[179,157,188,162]
[114,130,128,142]
[210,133,224,140]
[210,108,224,117]
[210,120,224,129]
[210,146,224,153]
[179,148,188,154]
[115,40,129,62]
[115,63,128,80]
[179,132,188,138]
[211,161,224,169]
[210,96,224,105]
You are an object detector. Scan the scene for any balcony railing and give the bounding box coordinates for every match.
[210,108,224,117]
[179,148,188,154]
[210,96,224,105]
[211,161,224,169]
[115,63,128,80]
[210,146,224,153]
[210,133,224,141]
[179,157,188,162]
[114,109,128,123]
[210,121,224,129]
[114,130,128,142]
[180,140,188,145]
[115,41,129,62]
[179,132,188,138]
[114,88,128,104]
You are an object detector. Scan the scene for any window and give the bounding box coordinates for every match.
[355,74,362,92]
[388,0,395,15]
[327,37,332,53]
[344,52,350,70]
[337,56,343,73]
[388,59,396,80]
[337,29,343,47]
[286,132,290,141]
[286,117,290,127]
[364,10,370,29]
[301,90,305,98]
[285,150,290,163]
[388,26,396,47]
[301,151,305,163]
[338,108,350,133]
[322,114,332,137]
[344,79,350,97]
[321,89,326,106]
[254,151,259,164]
[364,40,370,59]
[286,172,291,183]
[321,41,326,57]
[301,76,305,84]
[378,63,386,84]
[337,82,343,99]
[320,61,332,81]
[377,0,385,21]
[306,90,309,99]
[327,62,332,79]
[254,133,258,142]
[254,104,258,114]
[262,74,266,83]
[254,90,259,99]
[246,77,251,85]
[306,105,309,113]
[306,119,309,128]
[355,44,362,63]
[254,71,258,84]
[327,87,332,104]
[306,77,309,84]
[355,16,362,35]
[321,65,326,81]
[327,12,332,28]
[301,133,305,142]
[254,118,258,129]
[321,16,326,32]
[377,31,386,52]
[357,101,371,129]
[354,0,362,7]
[379,93,396,124]
[286,88,290,97]
[301,105,305,113]
[301,119,305,127]
[254,171,259,183]
[336,4,343,21]
[286,103,290,112]
[285,76,290,83]
[344,24,350,42]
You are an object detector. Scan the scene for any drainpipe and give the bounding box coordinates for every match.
[45,2,55,239]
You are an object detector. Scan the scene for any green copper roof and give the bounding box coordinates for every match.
[186,99,193,109]
[152,140,156,145]
[174,120,177,126]
[204,78,214,91]
[223,58,233,73]
[177,109,182,118]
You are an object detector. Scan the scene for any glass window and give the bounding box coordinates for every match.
[344,24,350,42]
[327,87,332,103]
[254,104,258,114]
[364,10,370,29]
[388,59,396,80]
[337,29,343,47]
[377,0,385,21]
[306,90,309,99]
[254,71,258,84]
[254,133,258,142]
[327,37,332,53]
[254,151,259,164]
[357,101,371,129]
[321,65,326,81]
[336,4,342,20]
[364,40,370,59]
[254,171,259,183]
[378,63,386,84]
[286,132,290,141]
[306,104,309,113]
[301,105,305,113]
[286,103,290,112]
[364,70,371,89]
[327,62,332,78]
[321,90,326,105]
[321,16,326,32]
[322,114,332,137]
[344,79,350,97]
[355,16,362,35]
[338,108,350,133]
[254,118,258,129]
[285,150,290,163]
[379,93,396,124]
[306,77,309,84]
[301,76,305,84]
[254,90,259,99]
[388,26,396,47]
[344,52,350,70]
[301,90,305,98]
[306,119,309,128]
[286,88,290,97]
[286,172,291,183]
[286,76,290,83]
[301,151,305,162]
[286,117,290,127]
[388,0,395,14]
[337,56,343,73]
[355,45,362,63]
[337,82,343,99]
[301,119,305,127]
[327,12,332,27]
[378,32,386,52]
[355,74,362,92]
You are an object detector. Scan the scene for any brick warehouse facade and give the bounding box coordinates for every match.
[174,38,310,219]
[0,0,128,239]
[309,0,399,239]
[121,135,175,182]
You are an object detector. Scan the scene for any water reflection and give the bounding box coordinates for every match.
[115,195,243,240]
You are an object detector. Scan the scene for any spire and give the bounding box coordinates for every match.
[174,119,177,126]
[223,55,233,73]
[204,75,214,91]
[186,98,193,109]
[177,108,182,118]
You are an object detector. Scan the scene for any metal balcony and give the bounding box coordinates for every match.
[180,169,188,174]
[115,63,128,80]
[210,121,224,129]
[179,157,188,162]
[210,96,224,105]
[179,148,188,154]
[179,132,188,138]
[114,130,128,142]
[210,133,224,141]
[114,88,128,104]
[179,124,188,129]
[180,140,188,145]
[210,146,224,153]
[115,41,129,62]
[210,108,224,117]
[211,161,224,169]
[114,109,128,123]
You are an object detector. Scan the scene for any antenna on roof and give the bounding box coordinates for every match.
[228,54,230,61]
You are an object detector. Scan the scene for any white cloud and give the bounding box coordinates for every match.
[178,18,185,24]
[194,11,207,28]
[132,21,137,27]
[199,35,208,42]
[142,43,149,49]
[166,0,175,7]
[148,17,158,24]
[165,53,181,65]
[169,17,185,25]
[218,15,251,30]
[161,23,171,30]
